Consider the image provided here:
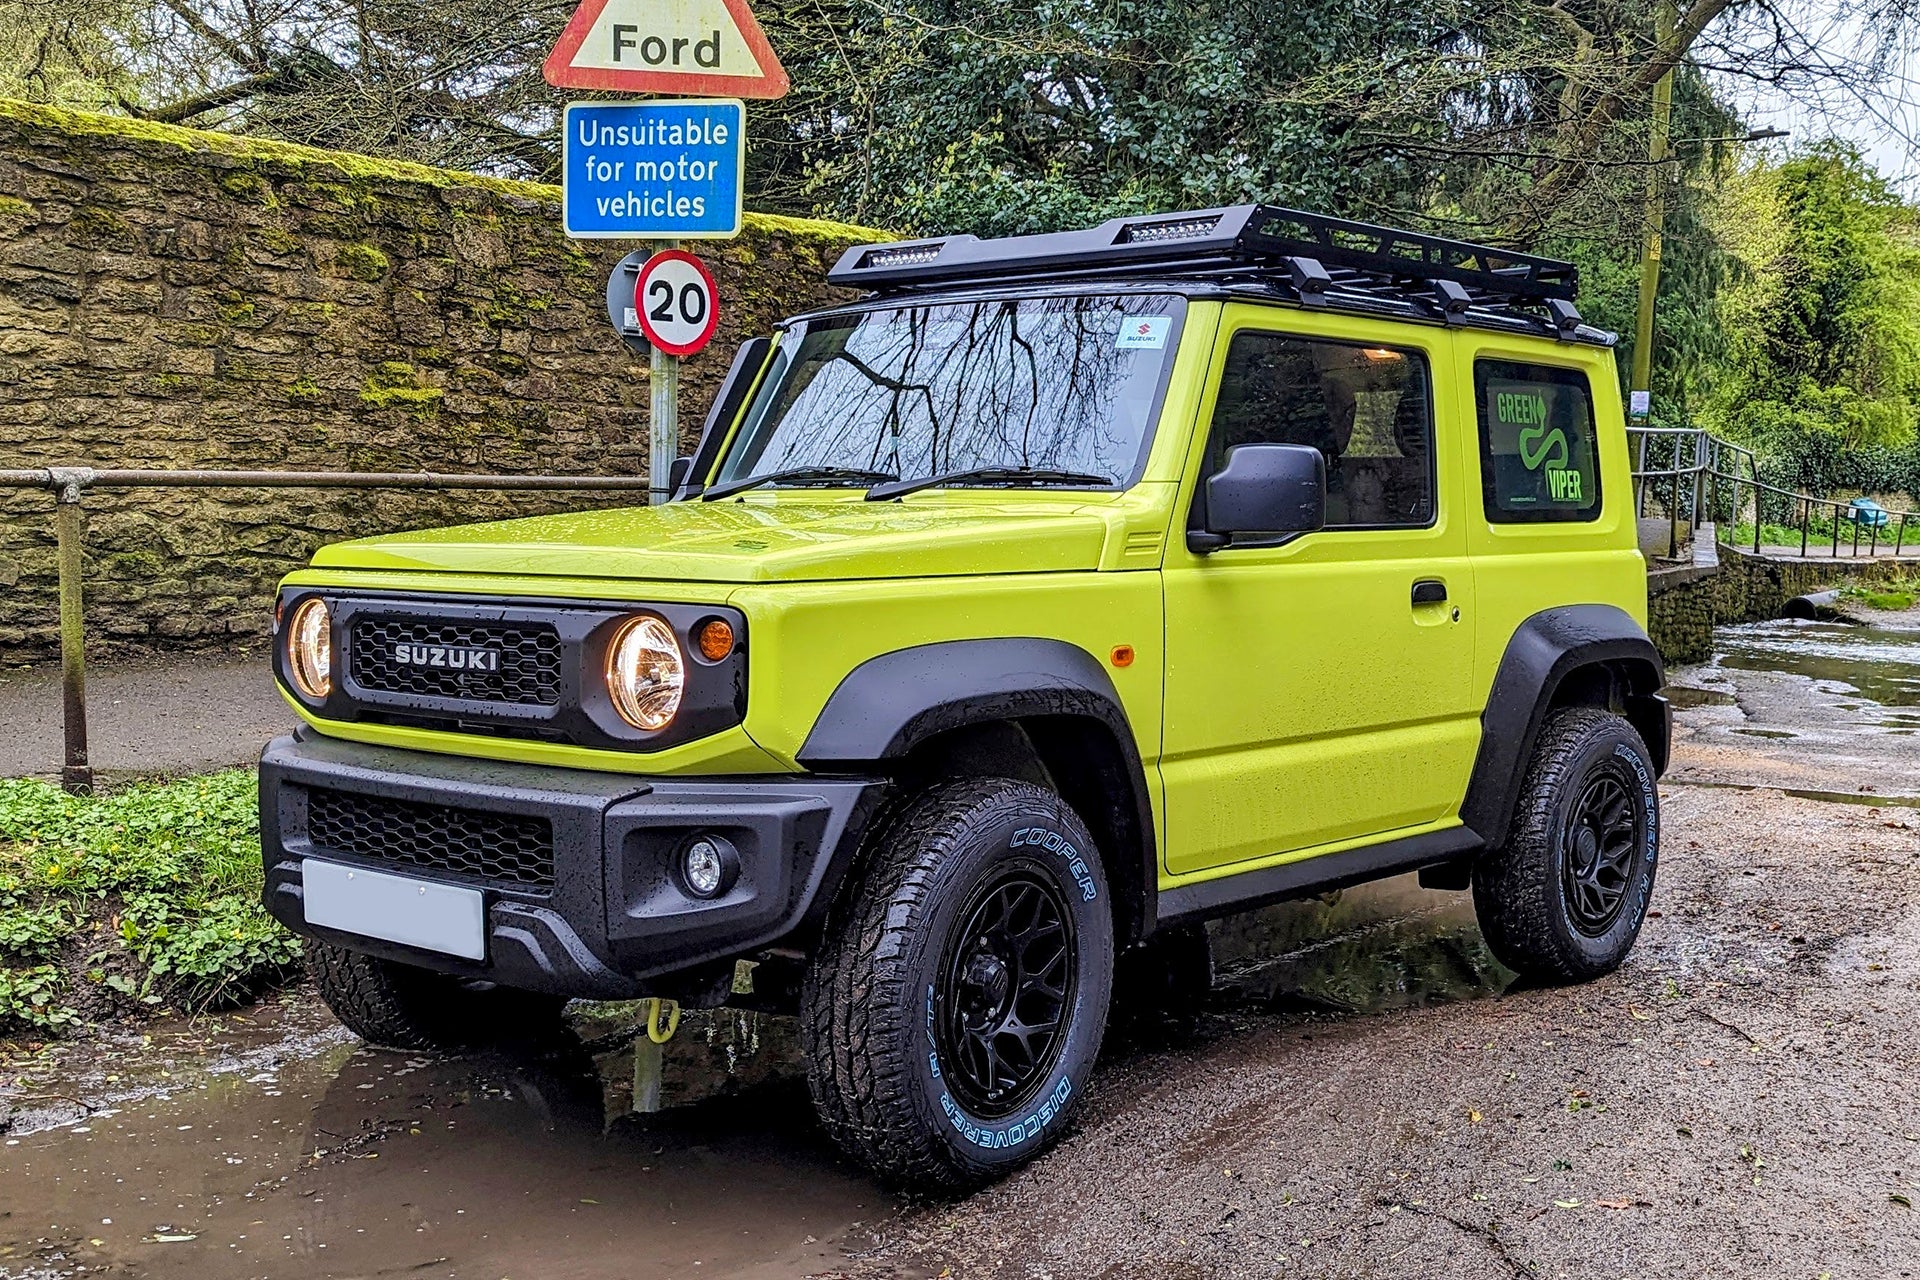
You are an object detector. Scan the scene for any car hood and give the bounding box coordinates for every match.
[309,497,1114,583]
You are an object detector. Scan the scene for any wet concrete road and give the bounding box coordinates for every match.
[0,652,292,781]
[6,609,1920,1278]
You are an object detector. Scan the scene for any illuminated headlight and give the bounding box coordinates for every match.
[285,597,332,700]
[606,615,684,731]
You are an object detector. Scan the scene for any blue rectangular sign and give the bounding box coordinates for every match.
[562,99,745,240]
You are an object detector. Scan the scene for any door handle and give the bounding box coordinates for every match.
[1412,579,1448,606]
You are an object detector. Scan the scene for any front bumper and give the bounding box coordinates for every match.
[260,731,887,999]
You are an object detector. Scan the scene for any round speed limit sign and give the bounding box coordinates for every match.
[635,249,720,357]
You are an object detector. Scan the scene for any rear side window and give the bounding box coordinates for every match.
[1475,360,1602,523]
[1205,332,1435,529]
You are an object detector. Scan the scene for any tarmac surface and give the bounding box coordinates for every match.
[3,610,1920,1278]
[0,650,292,781]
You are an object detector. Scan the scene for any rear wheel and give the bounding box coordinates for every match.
[801,778,1114,1192]
[1473,707,1660,982]
[306,939,569,1051]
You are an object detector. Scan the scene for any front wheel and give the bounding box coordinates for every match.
[1473,707,1660,983]
[306,939,569,1051]
[801,778,1115,1193]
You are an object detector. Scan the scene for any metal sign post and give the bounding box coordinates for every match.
[606,245,720,503]
[649,240,679,504]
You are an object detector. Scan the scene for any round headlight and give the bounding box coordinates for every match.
[606,615,684,731]
[286,597,332,700]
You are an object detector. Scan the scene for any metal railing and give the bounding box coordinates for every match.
[0,466,657,793]
[1627,426,1916,562]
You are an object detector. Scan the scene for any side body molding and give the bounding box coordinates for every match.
[798,638,1159,939]
[1460,604,1669,846]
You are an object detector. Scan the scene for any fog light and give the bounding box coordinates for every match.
[680,835,737,899]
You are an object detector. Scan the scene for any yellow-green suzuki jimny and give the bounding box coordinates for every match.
[262,206,1668,1191]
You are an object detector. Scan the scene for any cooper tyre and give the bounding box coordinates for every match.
[306,939,568,1051]
[800,778,1115,1192]
[1473,707,1660,983]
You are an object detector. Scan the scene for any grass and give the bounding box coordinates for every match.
[1841,574,1920,611]
[0,771,299,1034]
[1727,517,1909,552]
[1725,522,1817,548]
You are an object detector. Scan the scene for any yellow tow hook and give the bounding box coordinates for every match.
[644,996,681,1045]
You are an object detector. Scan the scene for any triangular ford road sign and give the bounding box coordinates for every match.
[544,0,790,99]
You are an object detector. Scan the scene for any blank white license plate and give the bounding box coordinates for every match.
[302,858,486,961]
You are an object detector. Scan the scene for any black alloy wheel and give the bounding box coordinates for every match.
[799,777,1115,1191]
[1473,706,1661,983]
[936,866,1077,1119]
[1561,767,1640,936]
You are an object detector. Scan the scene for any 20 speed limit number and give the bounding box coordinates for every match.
[636,249,720,357]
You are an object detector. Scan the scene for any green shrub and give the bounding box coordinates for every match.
[0,964,77,1032]
[0,770,299,1026]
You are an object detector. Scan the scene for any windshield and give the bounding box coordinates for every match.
[713,293,1185,490]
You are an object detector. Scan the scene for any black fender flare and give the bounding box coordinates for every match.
[797,638,1159,940]
[1460,604,1669,846]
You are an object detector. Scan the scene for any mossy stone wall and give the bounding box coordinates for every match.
[0,99,875,658]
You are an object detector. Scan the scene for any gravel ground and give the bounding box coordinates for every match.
[827,784,1920,1280]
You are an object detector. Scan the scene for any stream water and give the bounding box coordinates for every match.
[1715,616,1920,716]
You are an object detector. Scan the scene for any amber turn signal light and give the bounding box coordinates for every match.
[696,619,736,662]
[1110,645,1135,668]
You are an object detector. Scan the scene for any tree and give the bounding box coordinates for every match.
[0,0,578,177]
[1701,142,1920,460]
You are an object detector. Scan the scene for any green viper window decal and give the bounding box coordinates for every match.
[1476,361,1602,523]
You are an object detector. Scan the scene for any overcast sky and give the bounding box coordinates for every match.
[1726,7,1920,189]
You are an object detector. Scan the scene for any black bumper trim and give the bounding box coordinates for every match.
[260,733,889,999]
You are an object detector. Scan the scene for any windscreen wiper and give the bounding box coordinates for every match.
[703,466,901,501]
[865,466,1114,502]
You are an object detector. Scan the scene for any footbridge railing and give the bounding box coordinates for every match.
[1626,426,1916,562]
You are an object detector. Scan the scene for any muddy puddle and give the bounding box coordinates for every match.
[1,875,1508,1280]
[1,1000,889,1280]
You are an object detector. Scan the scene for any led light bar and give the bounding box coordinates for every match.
[858,242,945,270]
[1119,215,1224,244]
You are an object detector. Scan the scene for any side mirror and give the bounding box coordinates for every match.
[1193,443,1326,552]
[667,456,693,493]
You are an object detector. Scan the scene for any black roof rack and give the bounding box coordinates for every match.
[826,205,1613,347]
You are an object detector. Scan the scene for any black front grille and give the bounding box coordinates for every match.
[348,617,563,706]
[307,788,555,889]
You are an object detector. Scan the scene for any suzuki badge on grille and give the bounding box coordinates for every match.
[392,643,504,672]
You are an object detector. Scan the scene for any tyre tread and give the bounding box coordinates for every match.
[1474,706,1655,983]
[800,778,1098,1192]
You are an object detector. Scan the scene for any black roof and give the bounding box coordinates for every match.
[827,205,1615,348]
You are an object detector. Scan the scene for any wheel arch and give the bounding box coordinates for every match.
[1461,604,1669,847]
[797,639,1158,946]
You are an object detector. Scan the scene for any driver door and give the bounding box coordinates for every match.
[1159,309,1480,877]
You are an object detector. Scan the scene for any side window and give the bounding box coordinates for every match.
[1475,360,1602,523]
[1203,332,1435,529]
